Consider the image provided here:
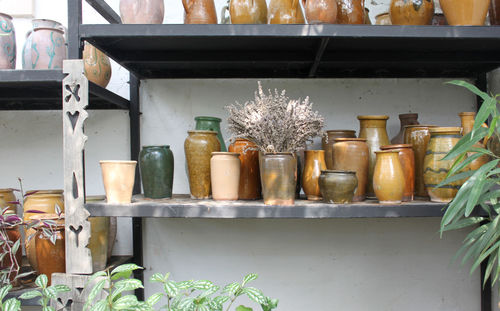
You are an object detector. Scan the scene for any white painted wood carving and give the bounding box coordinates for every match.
[51,273,109,310]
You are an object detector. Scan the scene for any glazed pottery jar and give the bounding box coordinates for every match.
[336,0,364,24]
[260,153,297,205]
[86,195,117,261]
[211,152,241,200]
[319,170,358,204]
[25,26,66,69]
[357,115,390,196]
[100,161,137,204]
[83,42,112,88]
[0,189,17,214]
[23,192,64,221]
[302,150,327,200]
[389,0,434,25]
[423,127,464,202]
[228,139,261,200]
[22,19,64,70]
[439,0,489,25]
[185,130,221,199]
[0,226,22,283]
[322,130,356,169]
[302,0,337,24]
[490,0,500,25]
[391,113,419,145]
[459,112,489,171]
[183,0,218,24]
[268,0,306,24]
[34,216,65,285]
[0,13,15,69]
[88,217,110,272]
[380,144,415,202]
[373,150,405,204]
[332,138,369,202]
[403,125,437,197]
[119,0,164,23]
[195,116,226,151]
[139,145,174,199]
[230,0,268,23]
[375,12,392,25]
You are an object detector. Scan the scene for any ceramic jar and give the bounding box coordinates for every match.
[459,112,489,171]
[260,153,297,205]
[373,150,405,204]
[439,0,489,25]
[88,217,109,272]
[230,0,268,23]
[389,0,434,25]
[423,127,465,203]
[404,125,437,197]
[380,144,415,202]
[86,195,116,261]
[302,150,327,200]
[228,139,261,200]
[357,115,390,196]
[1,226,22,283]
[268,0,306,24]
[336,0,365,24]
[0,189,17,214]
[34,217,65,285]
[375,12,392,25]
[322,130,356,170]
[83,42,112,88]
[391,113,419,145]
[302,0,337,24]
[332,138,369,202]
[183,0,218,24]
[211,152,241,200]
[119,0,164,24]
[490,0,500,25]
[319,170,358,204]
[195,116,226,152]
[24,26,66,70]
[185,130,221,199]
[22,19,63,69]
[0,13,15,69]
[100,161,137,204]
[139,145,174,199]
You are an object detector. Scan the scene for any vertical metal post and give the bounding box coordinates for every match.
[68,0,83,59]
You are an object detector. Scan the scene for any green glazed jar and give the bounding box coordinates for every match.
[139,145,174,199]
[195,116,226,151]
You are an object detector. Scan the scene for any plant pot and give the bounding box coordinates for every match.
[24,26,66,69]
[380,144,415,202]
[389,0,434,25]
[139,145,174,199]
[336,0,365,24]
[34,216,65,285]
[259,153,297,205]
[119,0,165,24]
[230,0,268,23]
[228,139,261,200]
[83,42,112,88]
[0,13,15,69]
[195,116,226,151]
[391,113,419,145]
[268,0,305,24]
[302,150,327,200]
[183,0,218,24]
[302,0,337,24]
[100,161,137,204]
[439,0,489,25]
[373,150,405,204]
[319,170,357,203]
[322,130,356,170]
[0,189,17,214]
[88,217,109,272]
[211,152,241,200]
[0,226,22,284]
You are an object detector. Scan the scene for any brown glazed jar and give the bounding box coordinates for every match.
[332,138,369,202]
[322,130,356,170]
[268,0,306,23]
[210,152,241,200]
[34,216,65,285]
[336,0,364,24]
[459,112,489,171]
[391,113,419,145]
[183,0,218,24]
[260,152,297,205]
[373,150,405,204]
[319,170,358,204]
[184,130,221,199]
[228,139,261,200]
[380,144,415,202]
[302,0,337,24]
[389,0,434,25]
[0,189,17,214]
[302,150,327,200]
[490,0,500,25]
[439,0,489,25]
[230,0,268,24]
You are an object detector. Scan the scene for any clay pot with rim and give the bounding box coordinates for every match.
[319,170,358,204]
[322,130,356,170]
[302,0,337,24]
[336,0,365,24]
[183,0,218,24]
[302,150,327,201]
[459,112,489,171]
[439,0,490,25]
[228,138,261,200]
[119,0,164,24]
[0,189,17,214]
[260,152,297,205]
[83,42,112,88]
[268,0,306,24]
[373,150,405,204]
[230,0,268,24]
[22,19,64,70]
[380,144,415,202]
[25,26,66,69]
[100,161,137,204]
[389,0,434,25]
[139,145,174,199]
[391,113,419,145]
[211,152,241,200]
[0,13,15,69]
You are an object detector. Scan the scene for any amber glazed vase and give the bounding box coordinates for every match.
[228,139,261,200]
[302,150,327,201]
[439,0,489,25]
[260,153,297,205]
[459,112,489,171]
[211,152,241,200]
[389,0,434,25]
[322,130,356,170]
[380,144,415,202]
[373,150,405,204]
[336,0,365,24]
[230,0,268,23]
[391,113,419,145]
[0,188,17,214]
[302,0,337,24]
[268,0,305,24]
[183,0,218,23]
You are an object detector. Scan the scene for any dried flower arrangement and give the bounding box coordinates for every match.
[226,82,324,153]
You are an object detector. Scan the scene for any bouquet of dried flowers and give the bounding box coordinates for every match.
[226,82,324,153]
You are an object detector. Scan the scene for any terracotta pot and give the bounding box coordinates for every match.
[432,13,448,25]
[322,130,356,170]
[230,0,268,24]
[319,170,358,204]
[260,153,297,205]
[390,0,434,25]
[100,161,137,204]
[373,150,405,204]
[34,218,65,285]
[0,226,22,283]
[195,116,226,151]
[423,127,465,203]
[119,0,164,24]
[357,115,390,196]
[302,150,327,200]
[0,189,17,214]
[364,8,371,24]
[139,145,174,199]
[0,13,15,69]
[22,19,64,70]
[459,112,489,171]
[211,152,241,200]
[183,0,218,24]
[490,0,500,25]
[302,0,337,24]
[185,130,220,199]
[332,138,369,202]
[88,217,109,272]
[439,0,489,25]
[375,12,392,25]
[391,113,419,145]
[268,0,306,24]
[83,42,112,88]
[86,195,116,261]
[228,139,261,200]
[336,0,364,24]
[380,144,415,202]
[404,125,437,197]
[24,26,66,70]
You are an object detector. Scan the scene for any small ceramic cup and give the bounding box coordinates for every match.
[100,160,137,204]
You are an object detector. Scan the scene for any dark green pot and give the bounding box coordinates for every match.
[195,116,226,151]
[139,145,174,199]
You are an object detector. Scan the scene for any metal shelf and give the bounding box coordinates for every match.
[0,70,129,110]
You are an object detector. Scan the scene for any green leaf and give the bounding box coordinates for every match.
[52,284,70,293]
[3,298,21,311]
[242,273,258,286]
[85,271,107,287]
[43,287,57,299]
[163,280,179,297]
[112,295,139,309]
[111,279,144,301]
[442,128,489,161]
[85,279,106,310]
[197,285,219,299]
[177,297,194,310]
[35,274,48,289]
[471,239,500,274]
[438,170,475,188]
[242,287,266,304]
[192,280,214,290]
[441,217,484,232]
[446,80,491,103]
[236,306,253,311]
[484,252,498,287]
[176,280,193,290]
[0,285,12,300]
[146,293,163,306]
[223,282,241,295]
[111,270,133,281]
[149,273,167,283]
[92,299,110,311]
[18,290,42,300]
[110,264,143,277]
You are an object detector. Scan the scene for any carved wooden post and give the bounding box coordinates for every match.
[63,59,92,274]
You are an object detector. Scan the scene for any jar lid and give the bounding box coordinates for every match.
[26,189,63,195]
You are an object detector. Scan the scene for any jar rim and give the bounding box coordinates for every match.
[333,138,366,142]
[429,127,462,134]
[321,170,356,174]
[325,129,356,133]
[357,115,389,120]
[100,160,137,164]
[375,150,399,154]
[212,152,239,156]
[403,124,437,128]
[458,112,476,116]
[142,145,170,149]
[187,130,218,135]
[380,144,412,149]
[195,116,222,122]
[0,13,13,20]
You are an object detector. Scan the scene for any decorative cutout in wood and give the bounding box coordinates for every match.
[51,273,109,311]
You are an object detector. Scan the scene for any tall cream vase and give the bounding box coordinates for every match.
[211,152,241,200]
[100,161,137,204]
